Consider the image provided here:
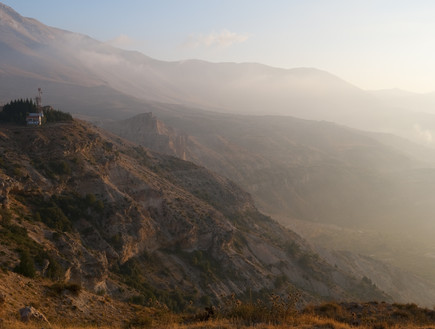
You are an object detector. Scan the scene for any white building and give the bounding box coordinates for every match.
[26,113,43,126]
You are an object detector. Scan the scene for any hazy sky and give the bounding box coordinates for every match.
[3,0,435,93]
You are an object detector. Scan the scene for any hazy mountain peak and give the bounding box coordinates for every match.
[0,2,29,35]
[0,3,374,117]
[0,2,58,48]
[2,2,435,146]
[0,2,35,30]
[0,2,22,21]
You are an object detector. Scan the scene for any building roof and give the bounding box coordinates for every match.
[27,112,43,117]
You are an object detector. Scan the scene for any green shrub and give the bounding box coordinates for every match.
[39,206,72,232]
[131,295,147,305]
[45,255,64,281]
[94,200,104,212]
[0,221,43,253]
[43,107,73,122]
[0,208,12,226]
[14,249,36,278]
[190,250,211,273]
[285,241,300,256]
[109,232,123,250]
[85,193,96,206]
[49,160,71,175]
[49,282,82,296]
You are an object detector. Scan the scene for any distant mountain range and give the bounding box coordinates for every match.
[3,2,435,145]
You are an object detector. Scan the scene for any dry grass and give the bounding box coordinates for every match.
[3,316,435,329]
[2,282,435,329]
[0,320,119,329]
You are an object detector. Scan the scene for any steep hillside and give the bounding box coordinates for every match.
[104,111,434,233]
[0,119,392,321]
[318,249,435,307]
[103,111,435,293]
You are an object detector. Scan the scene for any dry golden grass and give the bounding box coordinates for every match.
[2,286,435,329]
[3,314,435,329]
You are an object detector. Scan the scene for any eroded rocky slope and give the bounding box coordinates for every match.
[0,120,388,315]
[103,112,435,307]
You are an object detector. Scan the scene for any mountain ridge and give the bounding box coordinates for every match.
[0,3,378,116]
[6,2,435,147]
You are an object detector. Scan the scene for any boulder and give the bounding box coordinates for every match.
[19,306,49,324]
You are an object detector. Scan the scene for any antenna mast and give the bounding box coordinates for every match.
[35,88,42,111]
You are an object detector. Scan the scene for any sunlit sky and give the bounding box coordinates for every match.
[3,0,435,93]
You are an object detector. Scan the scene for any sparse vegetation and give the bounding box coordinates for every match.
[43,107,73,122]
[2,297,435,329]
[115,255,194,312]
[14,249,36,278]
[285,241,301,256]
[21,191,106,233]
[38,205,72,232]
[217,292,300,325]
[0,219,43,254]
[48,282,82,296]
[49,160,72,175]
[42,253,64,281]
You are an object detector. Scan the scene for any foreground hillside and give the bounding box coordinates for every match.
[3,290,435,329]
[1,269,435,328]
[0,119,391,325]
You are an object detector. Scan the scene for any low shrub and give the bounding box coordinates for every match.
[14,249,36,278]
[49,282,82,296]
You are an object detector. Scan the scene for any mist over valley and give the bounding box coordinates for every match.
[2,2,435,328]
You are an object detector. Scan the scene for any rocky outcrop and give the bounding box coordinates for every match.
[19,306,49,324]
[104,112,188,160]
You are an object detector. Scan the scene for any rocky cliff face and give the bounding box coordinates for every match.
[105,110,433,237]
[0,120,388,310]
[102,111,435,307]
[104,113,188,160]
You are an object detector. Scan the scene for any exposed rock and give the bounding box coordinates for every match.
[103,112,188,160]
[41,259,50,277]
[0,120,390,306]
[19,306,49,323]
